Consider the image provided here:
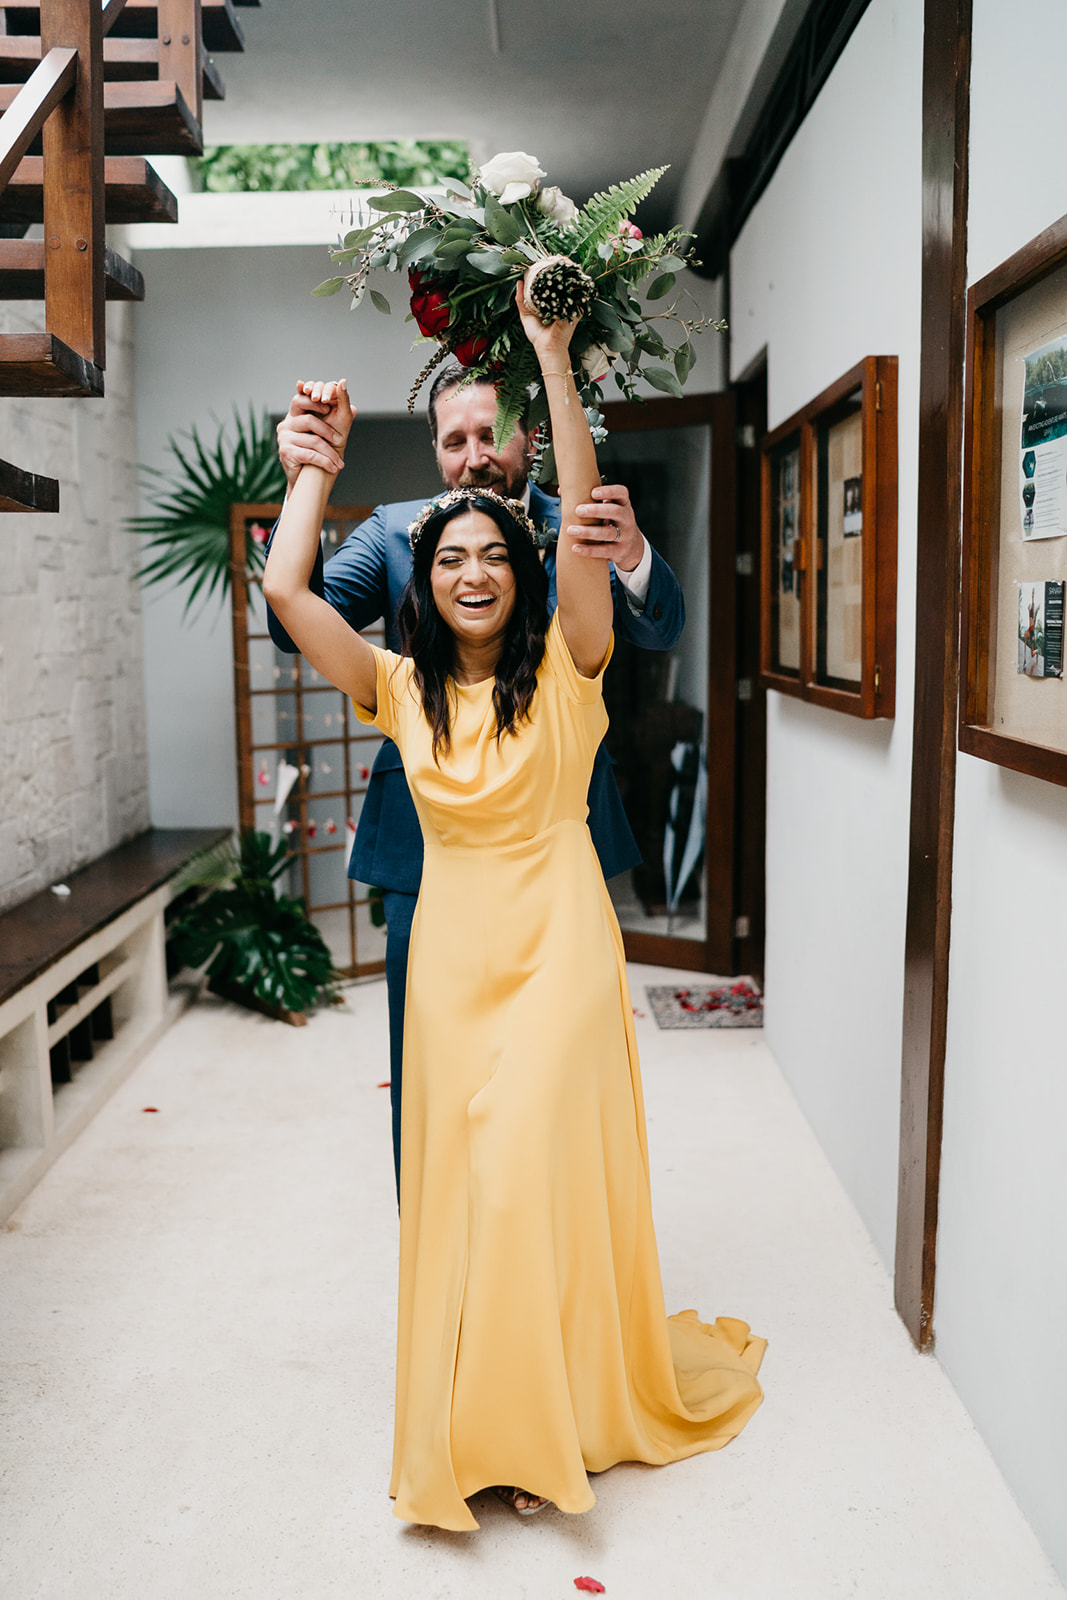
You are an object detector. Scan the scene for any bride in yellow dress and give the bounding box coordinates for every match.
[264,285,765,1530]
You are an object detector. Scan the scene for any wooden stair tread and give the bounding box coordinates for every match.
[0,79,203,156]
[0,331,104,397]
[0,37,225,99]
[0,241,145,302]
[0,155,178,225]
[1,1,245,52]
[0,827,231,1007]
[0,454,58,513]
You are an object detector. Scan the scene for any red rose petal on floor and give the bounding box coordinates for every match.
[377,1081,390,1089]
[574,1581,606,1595]
[142,1107,159,1113]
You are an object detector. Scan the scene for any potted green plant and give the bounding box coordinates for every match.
[169,831,338,1025]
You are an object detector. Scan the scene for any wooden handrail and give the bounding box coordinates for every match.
[0,45,76,193]
[101,0,132,33]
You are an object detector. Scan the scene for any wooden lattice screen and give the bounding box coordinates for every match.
[229,502,387,979]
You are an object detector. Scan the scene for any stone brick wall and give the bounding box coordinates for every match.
[0,297,150,912]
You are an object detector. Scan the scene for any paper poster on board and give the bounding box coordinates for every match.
[842,476,862,537]
[1020,338,1067,540]
[1017,580,1065,678]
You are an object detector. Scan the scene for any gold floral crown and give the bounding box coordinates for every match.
[407,487,541,550]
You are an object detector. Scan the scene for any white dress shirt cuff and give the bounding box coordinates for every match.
[613,536,652,612]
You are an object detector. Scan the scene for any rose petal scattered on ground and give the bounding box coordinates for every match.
[377,1081,390,1089]
[574,1580,606,1594]
[142,1107,159,1113]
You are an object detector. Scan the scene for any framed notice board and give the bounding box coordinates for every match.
[960,213,1067,786]
[760,356,898,718]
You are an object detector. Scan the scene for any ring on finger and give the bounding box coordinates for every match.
[612,525,621,541]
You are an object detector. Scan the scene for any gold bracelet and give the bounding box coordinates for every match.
[541,368,573,404]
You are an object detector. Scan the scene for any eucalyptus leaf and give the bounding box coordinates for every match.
[643,365,684,398]
[674,342,696,383]
[401,232,441,266]
[466,249,511,277]
[446,178,473,200]
[592,299,625,335]
[328,247,359,264]
[312,277,346,297]
[484,193,523,246]
[436,237,477,258]
[343,226,376,249]
[656,254,686,272]
[369,288,391,313]
[646,272,676,301]
[501,248,532,266]
[368,189,425,212]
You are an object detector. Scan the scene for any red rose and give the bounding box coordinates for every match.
[452,331,489,367]
[408,268,451,338]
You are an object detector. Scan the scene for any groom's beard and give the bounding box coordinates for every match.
[455,464,528,498]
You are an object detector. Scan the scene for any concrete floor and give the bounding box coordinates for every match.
[1,964,1063,1600]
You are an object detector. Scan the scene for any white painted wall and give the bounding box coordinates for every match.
[934,2,1067,1584]
[729,0,923,1267]
[0,299,149,911]
[131,242,433,828]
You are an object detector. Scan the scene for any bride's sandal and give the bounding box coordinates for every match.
[493,1485,549,1516]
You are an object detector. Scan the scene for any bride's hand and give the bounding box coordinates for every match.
[515,280,577,367]
[295,378,355,470]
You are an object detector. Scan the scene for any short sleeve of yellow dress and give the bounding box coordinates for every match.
[351,618,765,1535]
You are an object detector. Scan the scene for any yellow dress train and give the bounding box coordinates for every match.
[354,617,765,1531]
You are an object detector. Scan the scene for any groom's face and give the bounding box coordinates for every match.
[433,382,531,499]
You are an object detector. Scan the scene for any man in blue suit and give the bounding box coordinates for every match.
[267,365,685,1196]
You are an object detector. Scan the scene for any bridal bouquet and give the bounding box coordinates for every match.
[313,151,723,480]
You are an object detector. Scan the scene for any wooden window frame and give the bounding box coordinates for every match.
[760,355,898,719]
[959,210,1067,786]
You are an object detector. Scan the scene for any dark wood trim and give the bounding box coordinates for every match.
[0,330,104,397]
[0,155,178,226]
[602,392,738,974]
[0,240,144,300]
[894,0,972,1351]
[0,453,59,511]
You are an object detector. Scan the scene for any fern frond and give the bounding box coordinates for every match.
[560,167,669,261]
[492,344,538,452]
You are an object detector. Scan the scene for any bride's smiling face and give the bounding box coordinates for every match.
[430,511,517,642]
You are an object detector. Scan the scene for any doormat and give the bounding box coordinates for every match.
[646,979,763,1029]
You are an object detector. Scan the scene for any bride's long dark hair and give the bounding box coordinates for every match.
[397,495,549,761]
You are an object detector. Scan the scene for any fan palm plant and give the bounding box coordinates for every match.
[132,405,287,612]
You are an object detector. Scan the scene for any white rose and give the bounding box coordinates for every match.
[536,185,578,227]
[580,341,613,383]
[478,150,546,206]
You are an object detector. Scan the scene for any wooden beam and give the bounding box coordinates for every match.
[0,45,76,192]
[2,1,245,52]
[0,331,104,396]
[40,0,106,369]
[0,239,144,300]
[0,154,177,223]
[156,0,202,127]
[101,0,132,32]
[0,455,59,512]
[0,78,203,155]
[894,0,972,1350]
[0,37,225,99]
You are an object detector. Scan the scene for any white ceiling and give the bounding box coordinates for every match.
[203,0,750,233]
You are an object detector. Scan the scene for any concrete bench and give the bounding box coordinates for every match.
[0,826,228,1223]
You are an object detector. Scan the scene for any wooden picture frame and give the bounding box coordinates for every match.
[960,213,1067,785]
[760,356,897,718]
[229,501,386,980]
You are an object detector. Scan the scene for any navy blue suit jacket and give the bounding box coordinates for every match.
[266,483,685,892]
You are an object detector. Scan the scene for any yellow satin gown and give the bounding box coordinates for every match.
[354,616,765,1531]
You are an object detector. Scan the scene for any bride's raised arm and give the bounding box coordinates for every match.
[262,379,380,712]
[516,283,613,679]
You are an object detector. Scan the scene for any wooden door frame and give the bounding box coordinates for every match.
[600,391,738,973]
[894,0,972,1349]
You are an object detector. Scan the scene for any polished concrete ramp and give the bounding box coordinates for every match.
[1,966,1062,1600]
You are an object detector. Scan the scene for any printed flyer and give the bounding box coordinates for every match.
[1017,579,1065,678]
[1020,337,1067,540]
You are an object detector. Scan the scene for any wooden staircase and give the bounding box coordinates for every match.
[0,0,260,509]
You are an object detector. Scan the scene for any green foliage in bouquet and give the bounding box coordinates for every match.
[311,152,724,479]
[131,406,286,613]
[169,831,338,1014]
